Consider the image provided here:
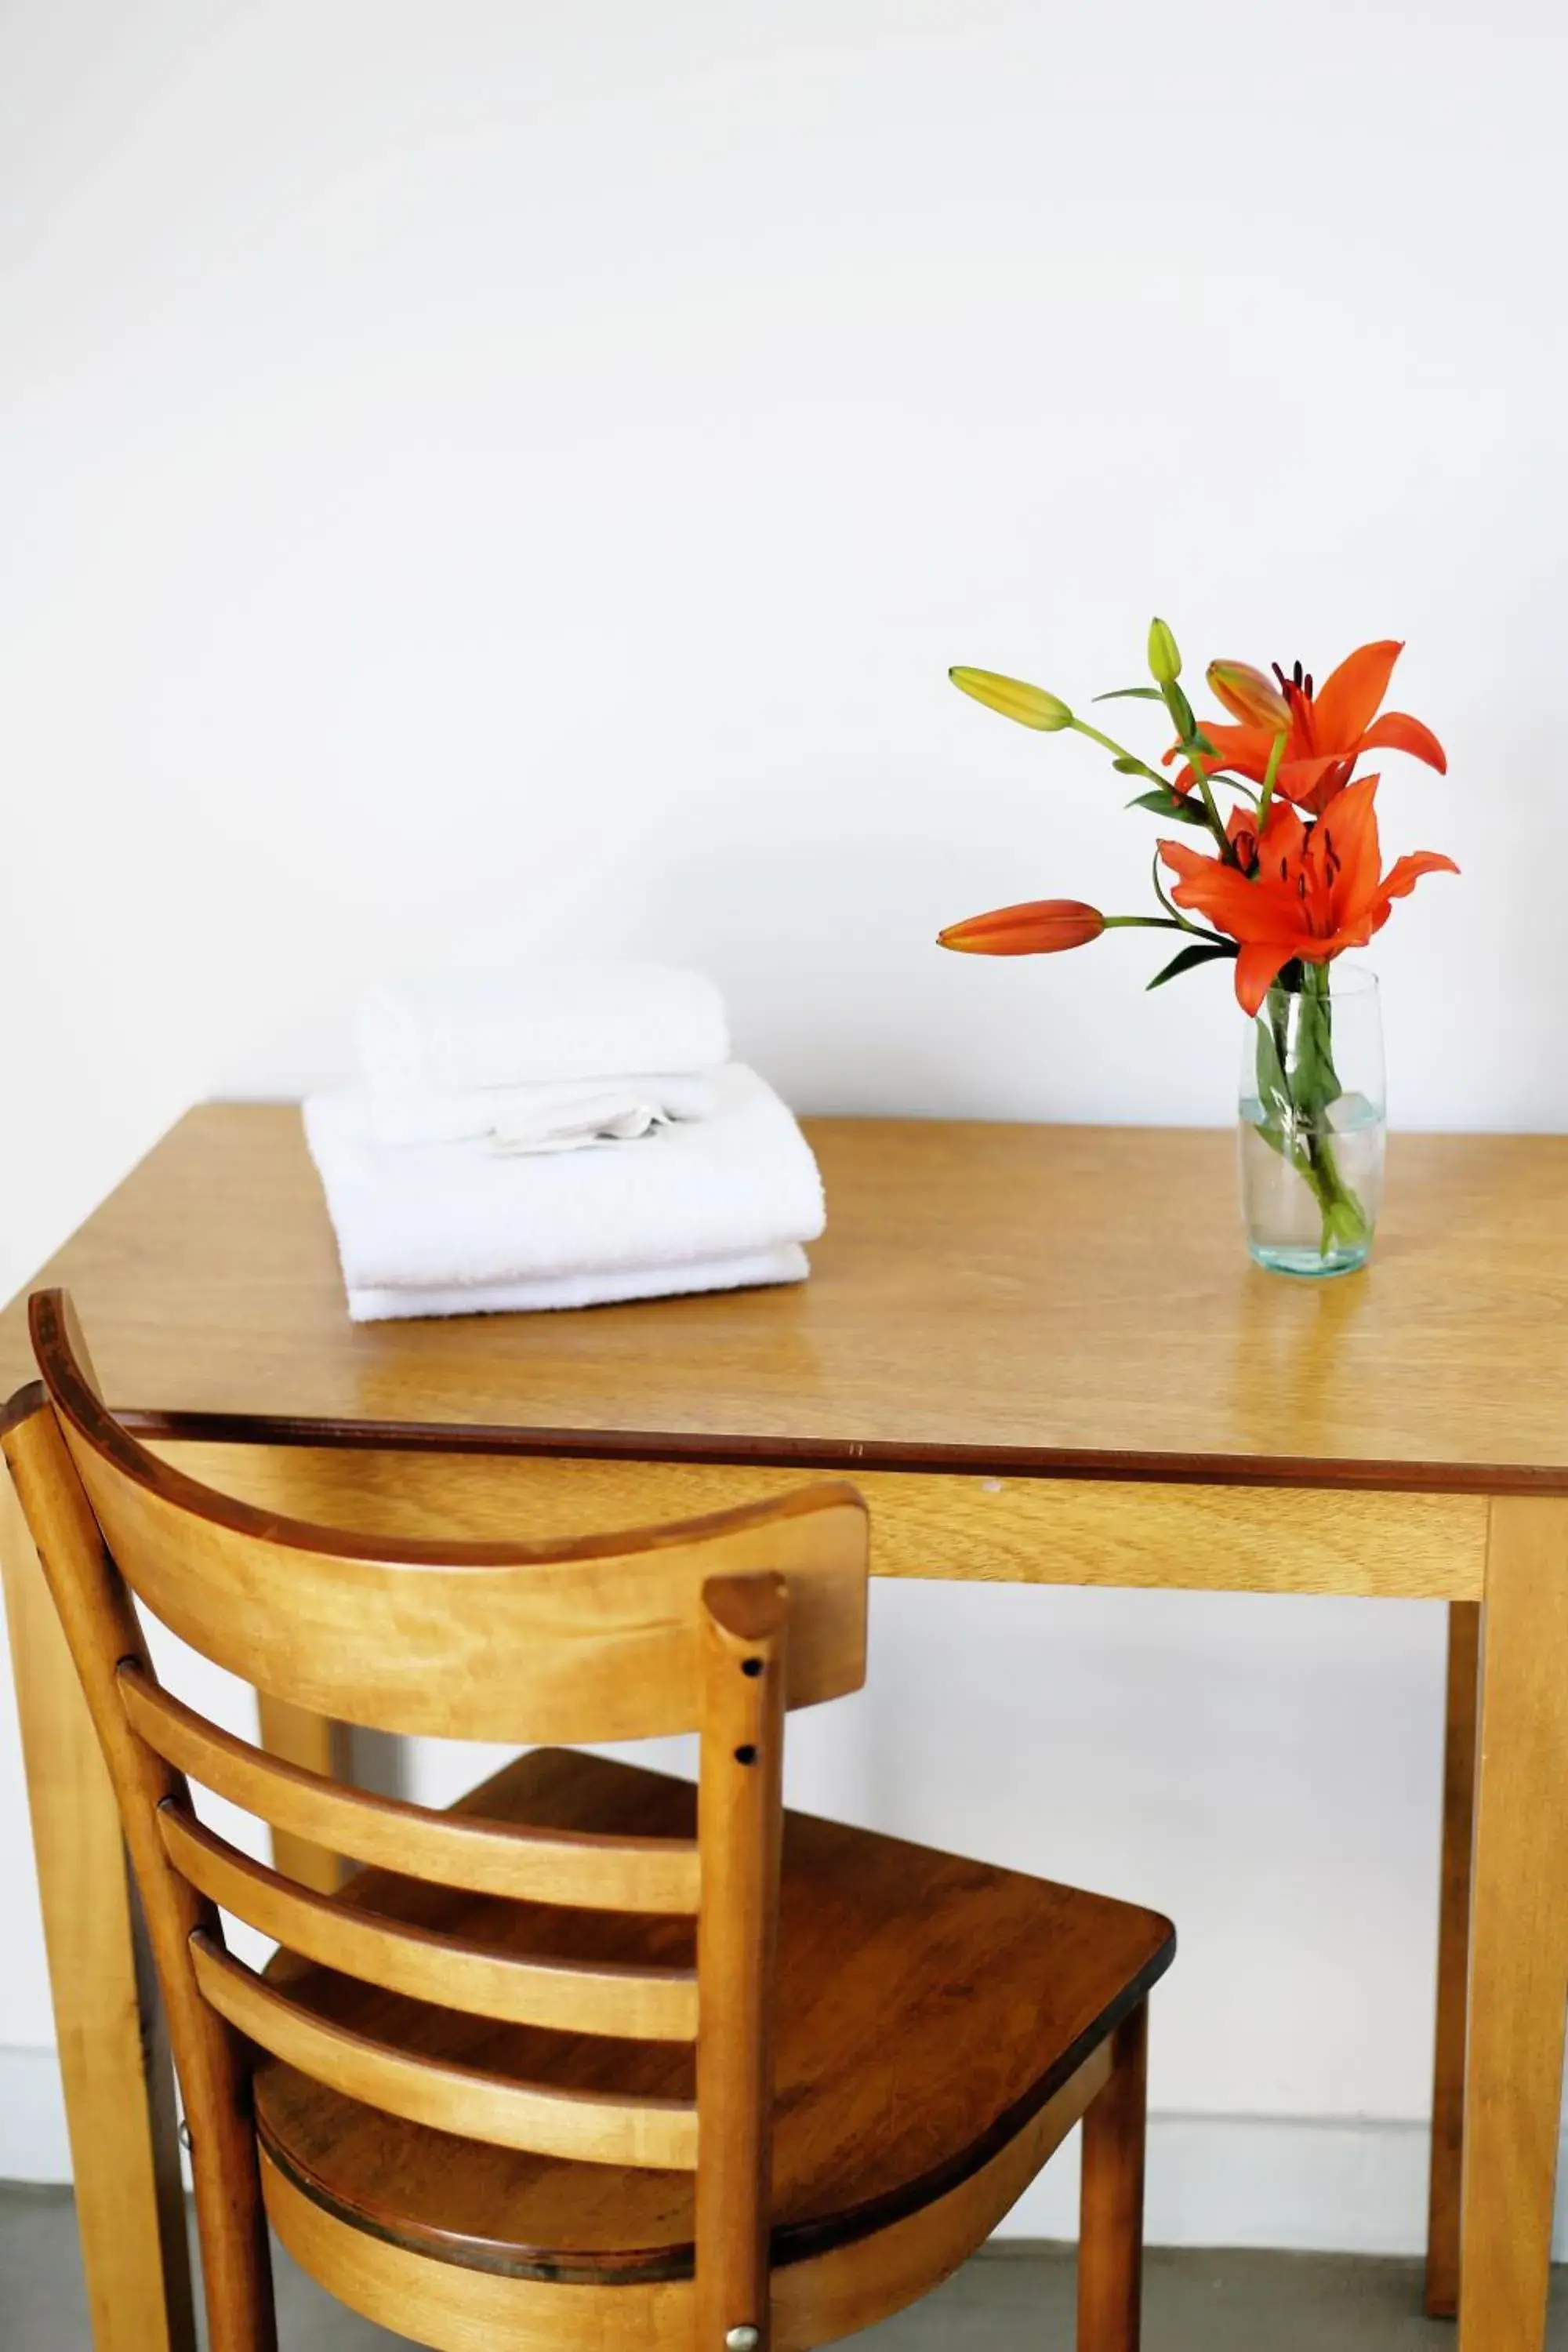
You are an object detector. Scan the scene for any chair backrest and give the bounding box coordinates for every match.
[2,1287,869,2352]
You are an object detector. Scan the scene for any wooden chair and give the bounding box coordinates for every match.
[2,1287,1174,2352]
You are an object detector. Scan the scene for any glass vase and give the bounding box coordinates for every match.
[1237,961,1385,1278]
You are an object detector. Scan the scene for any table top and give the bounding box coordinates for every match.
[2,1106,1566,1493]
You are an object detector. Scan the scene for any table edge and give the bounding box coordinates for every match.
[111,1405,1568,1499]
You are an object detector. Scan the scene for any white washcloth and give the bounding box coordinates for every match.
[367,1072,722,1152]
[304,1063,824,1300]
[358,964,730,1092]
[345,1245,810,1322]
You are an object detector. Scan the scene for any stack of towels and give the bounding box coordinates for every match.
[304,964,826,1321]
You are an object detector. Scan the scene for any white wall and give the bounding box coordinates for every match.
[2,0,1565,2247]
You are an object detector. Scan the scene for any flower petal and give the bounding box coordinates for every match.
[1158,838,1274,937]
[1357,710,1448,772]
[1255,796,1309,873]
[1310,640,1403,750]
[1316,774,1383,934]
[938,898,1105,955]
[1184,721,1275,782]
[1235,941,1295,1015]
[1367,849,1459,939]
[1275,753,1355,812]
[1155,837,1218,885]
[1225,805,1259,873]
[1380,849,1461,902]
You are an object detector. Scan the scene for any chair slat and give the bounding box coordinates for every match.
[189,1934,699,2171]
[120,1665,700,1914]
[159,1806,699,2042]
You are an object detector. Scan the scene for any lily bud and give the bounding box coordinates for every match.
[1207,659,1294,731]
[1147,617,1181,685]
[949,668,1073,731]
[938,899,1105,956]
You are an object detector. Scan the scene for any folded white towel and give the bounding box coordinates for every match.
[304,1064,824,1299]
[358,964,730,1092]
[344,1244,810,1323]
[367,1072,722,1152]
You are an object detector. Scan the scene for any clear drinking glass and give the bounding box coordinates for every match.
[1237,962,1385,1278]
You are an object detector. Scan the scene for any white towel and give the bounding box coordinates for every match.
[304,1063,824,1303]
[366,1072,722,1152]
[345,1245,810,1322]
[358,964,730,1092]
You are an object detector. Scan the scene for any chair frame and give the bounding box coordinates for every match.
[3,1287,1156,2352]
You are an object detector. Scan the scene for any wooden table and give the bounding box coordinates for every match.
[4,1108,1567,2352]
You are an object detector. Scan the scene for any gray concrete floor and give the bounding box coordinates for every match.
[3,2184,1566,2348]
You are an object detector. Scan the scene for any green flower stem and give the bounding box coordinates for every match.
[1255,728,1289,836]
[1068,717,1167,783]
[1255,964,1370,1257]
[1298,964,1370,1248]
[1149,849,1216,938]
[1187,757,1240,860]
[1157,679,1237,858]
[1305,1132,1369,1248]
[1102,913,1232,945]
[1069,716,1234,859]
[1285,1111,1368,1251]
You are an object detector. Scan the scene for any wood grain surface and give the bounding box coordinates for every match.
[149,1437,1488,1602]
[254,1746,1174,2280]
[1457,1498,1568,2352]
[0,1457,198,2352]
[31,1286,868,1742]
[258,2047,1111,2352]
[4,1107,1568,1488]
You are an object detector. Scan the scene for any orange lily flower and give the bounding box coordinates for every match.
[1169,640,1446,816]
[1158,775,1458,1014]
[938,900,1105,955]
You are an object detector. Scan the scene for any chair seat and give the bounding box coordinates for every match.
[256,1748,1174,2283]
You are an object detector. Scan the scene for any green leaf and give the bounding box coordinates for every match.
[1320,1185,1372,1250]
[1091,686,1165,703]
[1292,982,1344,1123]
[1161,679,1197,740]
[1112,756,1145,775]
[1146,941,1238,989]
[1251,973,1370,1249]
[1125,787,1211,826]
[1189,731,1218,757]
[1254,1010,1295,1143]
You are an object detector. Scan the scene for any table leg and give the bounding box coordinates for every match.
[253,1692,350,1891]
[0,1457,196,2352]
[1427,1599,1480,2318]
[1458,1498,1568,2352]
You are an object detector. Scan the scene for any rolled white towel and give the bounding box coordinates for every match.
[358,964,730,1092]
[304,1064,824,1299]
[345,1245,810,1322]
[367,1072,722,1152]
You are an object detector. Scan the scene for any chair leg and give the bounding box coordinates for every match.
[1077,2003,1148,2352]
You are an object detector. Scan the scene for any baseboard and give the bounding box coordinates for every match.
[996,2108,1568,2256]
[1,2047,1563,2259]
